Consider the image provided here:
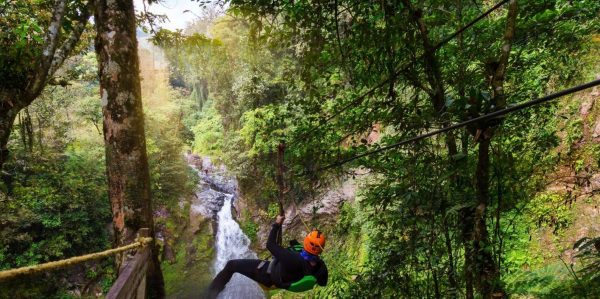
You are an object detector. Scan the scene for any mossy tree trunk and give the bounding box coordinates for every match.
[94,0,165,297]
[0,100,20,172]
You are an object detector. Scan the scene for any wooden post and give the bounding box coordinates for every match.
[136,228,148,299]
[138,228,149,239]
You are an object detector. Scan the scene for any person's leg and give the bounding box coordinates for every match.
[207,259,271,298]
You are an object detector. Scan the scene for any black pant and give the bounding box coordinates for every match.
[207,259,273,298]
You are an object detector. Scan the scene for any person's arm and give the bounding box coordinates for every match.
[266,215,294,259]
[266,216,305,273]
[316,262,328,286]
[266,222,288,258]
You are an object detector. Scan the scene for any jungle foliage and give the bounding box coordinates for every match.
[1,0,600,298]
[156,0,600,298]
[0,46,196,297]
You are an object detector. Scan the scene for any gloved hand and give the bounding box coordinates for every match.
[276,215,285,225]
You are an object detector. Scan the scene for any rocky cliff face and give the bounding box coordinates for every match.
[186,154,239,220]
[243,177,358,250]
[542,79,600,265]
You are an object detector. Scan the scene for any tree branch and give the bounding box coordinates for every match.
[401,0,446,114]
[334,0,354,85]
[49,1,94,77]
[491,0,518,109]
[400,69,434,96]
[30,0,67,95]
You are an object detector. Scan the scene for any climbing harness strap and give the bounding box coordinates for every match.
[266,257,277,275]
[257,260,267,270]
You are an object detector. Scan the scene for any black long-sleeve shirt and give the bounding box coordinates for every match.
[267,223,328,287]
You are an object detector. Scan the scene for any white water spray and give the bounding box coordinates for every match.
[214,197,265,298]
[214,195,256,271]
[185,154,265,298]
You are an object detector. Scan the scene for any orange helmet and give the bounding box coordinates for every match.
[303,229,326,255]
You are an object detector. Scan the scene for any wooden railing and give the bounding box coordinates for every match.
[106,228,151,299]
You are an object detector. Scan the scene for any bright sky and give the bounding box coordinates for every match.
[133,0,204,31]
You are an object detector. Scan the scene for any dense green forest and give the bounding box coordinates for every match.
[1,0,600,298]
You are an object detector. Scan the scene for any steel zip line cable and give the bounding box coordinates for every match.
[287,0,510,147]
[315,78,600,172]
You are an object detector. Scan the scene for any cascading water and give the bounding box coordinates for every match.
[213,196,256,270]
[186,154,265,299]
[213,196,265,299]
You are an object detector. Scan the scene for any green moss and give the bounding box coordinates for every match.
[565,118,584,152]
[529,193,573,233]
[506,262,600,298]
[267,202,280,218]
[238,208,259,242]
[585,143,600,169]
[240,218,259,242]
[162,216,215,298]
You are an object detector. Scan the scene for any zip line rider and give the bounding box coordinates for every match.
[206,215,328,297]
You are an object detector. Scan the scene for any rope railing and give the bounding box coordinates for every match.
[0,235,152,281]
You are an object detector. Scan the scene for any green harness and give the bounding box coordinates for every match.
[288,275,318,292]
[288,244,318,292]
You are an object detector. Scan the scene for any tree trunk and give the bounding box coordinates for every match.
[401,0,446,111]
[442,210,458,298]
[473,136,500,298]
[453,1,476,296]
[471,2,518,297]
[94,0,165,297]
[36,114,44,154]
[461,206,475,299]
[0,103,20,172]
[24,108,34,152]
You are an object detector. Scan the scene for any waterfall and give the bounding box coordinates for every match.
[213,196,265,299]
[185,154,265,299]
[214,196,256,270]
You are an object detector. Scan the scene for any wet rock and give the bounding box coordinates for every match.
[192,189,227,216]
[231,205,239,221]
[591,174,600,192]
[285,179,356,228]
[183,153,264,298]
[255,178,358,245]
[186,155,203,170]
[201,173,238,195]
[580,99,594,116]
[187,153,239,220]
[592,120,600,140]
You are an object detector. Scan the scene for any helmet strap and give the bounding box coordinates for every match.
[300,249,319,262]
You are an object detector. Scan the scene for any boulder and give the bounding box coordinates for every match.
[592,120,600,140]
